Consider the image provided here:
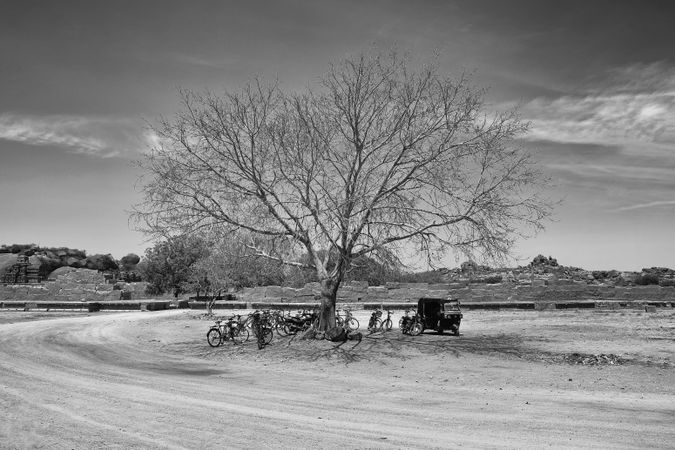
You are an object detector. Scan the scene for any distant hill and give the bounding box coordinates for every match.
[396,255,675,287]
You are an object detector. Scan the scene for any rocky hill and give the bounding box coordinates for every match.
[399,255,675,287]
[0,244,139,282]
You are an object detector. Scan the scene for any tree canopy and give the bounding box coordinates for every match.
[138,235,209,297]
[133,51,551,328]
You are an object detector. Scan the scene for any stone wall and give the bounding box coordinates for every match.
[236,279,675,305]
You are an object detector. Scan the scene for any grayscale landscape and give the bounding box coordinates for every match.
[1,1,673,449]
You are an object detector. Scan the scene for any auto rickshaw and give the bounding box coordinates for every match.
[417,297,462,335]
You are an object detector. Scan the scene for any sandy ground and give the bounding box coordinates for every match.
[0,308,673,449]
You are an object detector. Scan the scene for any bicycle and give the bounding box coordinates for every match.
[336,308,359,331]
[229,314,250,342]
[367,309,383,332]
[381,309,393,331]
[250,311,273,350]
[399,310,411,335]
[206,316,249,347]
[268,309,290,336]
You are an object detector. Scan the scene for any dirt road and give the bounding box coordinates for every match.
[1,309,673,449]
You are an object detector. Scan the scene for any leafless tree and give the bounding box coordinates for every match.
[132,52,551,330]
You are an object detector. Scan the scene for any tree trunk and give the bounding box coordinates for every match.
[317,278,339,331]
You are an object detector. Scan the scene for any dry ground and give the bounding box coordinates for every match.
[0,308,673,449]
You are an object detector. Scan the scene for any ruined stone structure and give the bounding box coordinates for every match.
[1,255,41,284]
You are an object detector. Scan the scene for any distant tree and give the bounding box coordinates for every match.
[194,232,286,290]
[634,272,660,286]
[138,236,209,297]
[395,269,448,284]
[133,51,552,330]
[188,232,287,313]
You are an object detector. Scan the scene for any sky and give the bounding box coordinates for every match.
[0,0,673,271]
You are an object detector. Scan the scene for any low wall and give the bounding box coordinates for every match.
[0,300,171,312]
[186,299,671,312]
[3,277,674,310]
[236,281,675,304]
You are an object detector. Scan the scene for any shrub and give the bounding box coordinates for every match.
[634,273,660,285]
[484,275,503,284]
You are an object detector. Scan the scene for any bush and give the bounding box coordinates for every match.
[484,275,503,284]
[634,273,660,285]
[531,254,558,267]
[395,270,447,284]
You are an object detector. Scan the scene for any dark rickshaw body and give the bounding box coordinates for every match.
[417,297,462,335]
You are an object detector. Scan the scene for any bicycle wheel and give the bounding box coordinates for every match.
[383,318,393,331]
[255,327,272,349]
[275,323,288,336]
[261,326,273,344]
[409,321,423,336]
[207,328,222,347]
[233,327,249,344]
[347,318,359,331]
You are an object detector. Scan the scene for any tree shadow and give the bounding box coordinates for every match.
[202,329,656,368]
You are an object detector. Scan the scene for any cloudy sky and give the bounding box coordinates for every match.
[1,0,673,271]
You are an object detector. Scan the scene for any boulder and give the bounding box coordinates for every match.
[66,257,85,268]
[48,266,79,279]
[84,254,118,271]
[120,253,140,270]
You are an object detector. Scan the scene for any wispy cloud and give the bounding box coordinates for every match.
[596,61,675,95]
[168,52,231,68]
[523,92,674,148]
[518,64,675,216]
[521,62,675,151]
[0,113,149,157]
[612,200,675,212]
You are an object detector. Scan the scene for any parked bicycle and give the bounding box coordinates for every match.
[368,308,394,332]
[250,310,274,350]
[268,309,291,336]
[336,308,359,331]
[206,315,249,347]
[367,309,383,332]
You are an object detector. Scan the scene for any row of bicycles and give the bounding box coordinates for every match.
[366,308,423,334]
[207,307,425,349]
[207,309,320,349]
[366,308,394,332]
